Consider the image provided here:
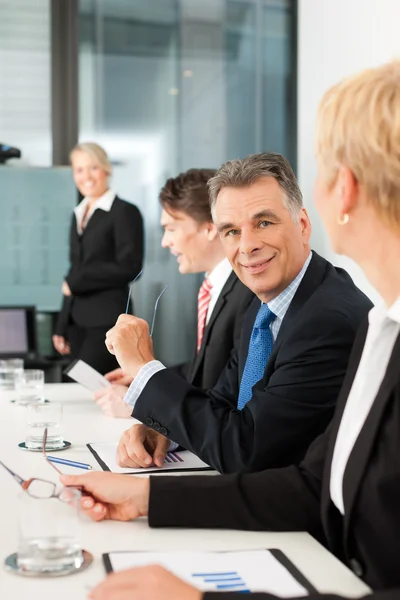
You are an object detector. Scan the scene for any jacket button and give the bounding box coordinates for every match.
[153,422,161,431]
[145,418,154,427]
[349,558,363,578]
[160,427,168,436]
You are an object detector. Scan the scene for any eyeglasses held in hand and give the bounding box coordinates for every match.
[125,269,143,314]
[0,429,77,502]
[125,271,167,338]
[0,459,69,501]
[150,284,168,337]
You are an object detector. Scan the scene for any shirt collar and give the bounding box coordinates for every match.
[369,296,400,328]
[266,251,312,320]
[74,188,116,219]
[207,258,232,288]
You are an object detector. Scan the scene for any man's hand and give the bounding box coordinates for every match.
[104,368,134,387]
[117,423,170,468]
[52,335,71,355]
[93,385,132,418]
[105,315,155,378]
[62,280,72,296]
[60,472,149,522]
[89,565,201,600]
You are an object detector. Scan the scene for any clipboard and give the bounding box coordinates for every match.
[87,442,213,475]
[102,548,317,595]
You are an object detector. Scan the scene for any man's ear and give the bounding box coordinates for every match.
[205,222,219,242]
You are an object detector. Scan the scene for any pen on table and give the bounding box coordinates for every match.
[46,456,93,470]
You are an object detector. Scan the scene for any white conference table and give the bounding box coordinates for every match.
[0,384,370,599]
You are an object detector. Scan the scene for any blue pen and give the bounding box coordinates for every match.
[46,456,92,470]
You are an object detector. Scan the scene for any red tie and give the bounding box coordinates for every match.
[197,278,212,352]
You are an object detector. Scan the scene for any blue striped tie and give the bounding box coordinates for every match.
[237,303,276,410]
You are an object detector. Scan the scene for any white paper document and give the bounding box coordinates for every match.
[87,442,212,474]
[105,549,310,597]
[65,360,111,391]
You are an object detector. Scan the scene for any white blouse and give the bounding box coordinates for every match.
[74,189,116,234]
[330,296,400,514]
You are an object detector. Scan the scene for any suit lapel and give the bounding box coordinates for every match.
[341,332,400,542]
[266,252,328,366]
[189,272,236,384]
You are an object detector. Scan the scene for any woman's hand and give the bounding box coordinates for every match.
[60,472,150,522]
[52,335,71,355]
[62,281,72,296]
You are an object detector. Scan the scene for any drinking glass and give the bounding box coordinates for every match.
[26,403,64,450]
[17,487,83,573]
[0,358,24,392]
[15,369,44,405]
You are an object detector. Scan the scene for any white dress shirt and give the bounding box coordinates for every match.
[74,189,116,234]
[330,296,400,515]
[205,258,232,325]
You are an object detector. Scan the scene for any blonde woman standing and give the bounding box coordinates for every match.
[53,142,143,374]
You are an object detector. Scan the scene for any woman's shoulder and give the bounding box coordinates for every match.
[112,196,142,216]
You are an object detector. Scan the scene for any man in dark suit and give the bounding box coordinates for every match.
[105,153,372,472]
[93,168,254,417]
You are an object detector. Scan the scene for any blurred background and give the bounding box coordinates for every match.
[0,0,295,368]
[1,0,397,374]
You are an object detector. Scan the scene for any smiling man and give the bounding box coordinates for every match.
[106,152,372,473]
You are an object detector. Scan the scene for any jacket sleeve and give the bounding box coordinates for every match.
[203,592,397,600]
[149,423,328,541]
[66,202,144,295]
[133,308,355,473]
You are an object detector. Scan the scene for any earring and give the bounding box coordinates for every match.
[337,213,350,225]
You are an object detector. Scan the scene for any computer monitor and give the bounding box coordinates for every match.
[0,306,37,358]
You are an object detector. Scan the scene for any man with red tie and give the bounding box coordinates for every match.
[93,168,254,418]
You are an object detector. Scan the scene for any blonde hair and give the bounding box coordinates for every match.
[70,142,112,176]
[316,60,400,227]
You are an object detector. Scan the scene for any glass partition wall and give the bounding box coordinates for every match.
[78,0,296,365]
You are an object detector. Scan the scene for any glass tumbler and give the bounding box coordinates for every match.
[25,403,64,450]
[17,487,83,573]
[0,358,24,392]
[15,369,44,405]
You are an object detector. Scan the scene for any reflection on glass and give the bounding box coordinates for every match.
[78,0,295,365]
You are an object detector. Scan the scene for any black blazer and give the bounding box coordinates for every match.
[173,272,255,389]
[55,196,144,333]
[149,321,400,600]
[133,252,372,473]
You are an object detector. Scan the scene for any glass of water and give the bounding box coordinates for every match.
[17,487,83,573]
[26,403,64,450]
[0,358,24,392]
[15,369,44,405]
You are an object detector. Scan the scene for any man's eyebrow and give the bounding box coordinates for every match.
[251,209,279,221]
[217,221,236,233]
[217,209,279,233]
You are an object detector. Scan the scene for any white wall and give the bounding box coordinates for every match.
[297,0,400,304]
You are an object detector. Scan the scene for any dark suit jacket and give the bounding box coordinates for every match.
[133,252,372,473]
[148,320,400,600]
[55,196,144,333]
[173,272,255,389]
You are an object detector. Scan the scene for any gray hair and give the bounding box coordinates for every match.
[208,152,303,222]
